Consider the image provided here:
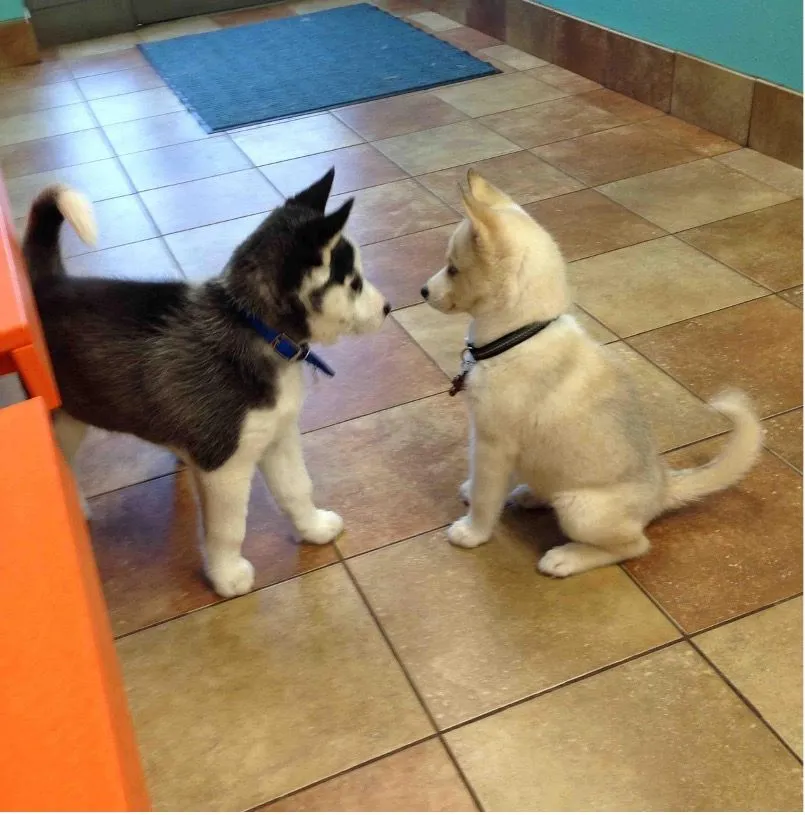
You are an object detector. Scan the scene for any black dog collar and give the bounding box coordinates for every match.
[450,318,558,396]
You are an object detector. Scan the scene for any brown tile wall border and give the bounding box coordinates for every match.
[430,0,802,168]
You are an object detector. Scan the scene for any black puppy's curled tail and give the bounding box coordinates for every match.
[23,184,97,285]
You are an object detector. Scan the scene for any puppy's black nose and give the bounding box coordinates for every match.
[383,302,391,315]
[420,286,429,300]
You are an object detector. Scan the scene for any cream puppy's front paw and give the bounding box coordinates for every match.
[297,509,344,545]
[447,515,490,548]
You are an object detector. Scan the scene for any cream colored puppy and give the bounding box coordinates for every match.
[421,169,763,577]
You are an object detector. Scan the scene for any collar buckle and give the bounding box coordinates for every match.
[269,333,307,363]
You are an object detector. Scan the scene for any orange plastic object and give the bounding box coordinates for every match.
[0,397,150,811]
[0,172,60,408]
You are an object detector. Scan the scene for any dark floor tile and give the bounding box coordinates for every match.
[119,136,251,191]
[60,194,157,256]
[533,123,699,185]
[437,25,501,51]
[629,296,803,419]
[232,113,363,164]
[300,317,448,432]
[103,110,209,154]
[329,178,459,244]
[74,426,179,498]
[333,93,466,141]
[524,189,665,262]
[261,143,407,197]
[67,47,147,78]
[262,739,476,812]
[91,471,337,637]
[480,95,622,148]
[65,237,181,281]
[212,4,295,26]
[0,128,112,178]
[779,285,803,309]
[164,213,264,281]
[0,60,71,90]
[359,223,456,309]
[640,115,741,157]
[679,199,802,291]
[89,86,185,127]
[763,409,803,471]
[0,80,83,118]
[140,169,281,234]
[77,66,164,100]
[420,150,582,209]
[303,393,468,556]
[628,443,802,632]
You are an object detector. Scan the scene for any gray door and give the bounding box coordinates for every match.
[29,0,273,44]
[132,0,271,24]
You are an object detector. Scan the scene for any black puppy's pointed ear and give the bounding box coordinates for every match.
[310,198,354,248]
[288,168,336,212]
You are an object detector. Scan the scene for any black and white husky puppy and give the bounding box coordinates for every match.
[24,170,390,597]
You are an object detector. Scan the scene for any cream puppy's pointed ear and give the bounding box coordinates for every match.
[459,176,496,240]
[467,168,514,208]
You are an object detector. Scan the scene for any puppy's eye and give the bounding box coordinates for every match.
[350,276,363,293]
[447,264,458,277]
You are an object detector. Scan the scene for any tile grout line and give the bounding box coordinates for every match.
[687,636,804,765]
[621,327,804,475]
[339,558,486,811]
[688,591,804,638]
[620,541,804,761]
[244,733,440,811]
[20,11,801,803]
[593,164,798,236]
[69,70,185,278]
[111,556,339,643]
[436,638,684,737]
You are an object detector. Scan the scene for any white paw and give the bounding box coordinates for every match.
[459,479,472,504]
[508,484,546,510]
[447,515,490,549]
[538,544,591,578]
[207,556,256,598]
[298,509,344,545]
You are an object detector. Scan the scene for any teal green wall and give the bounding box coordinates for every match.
[0,0,25,23]
[539,0,802,92]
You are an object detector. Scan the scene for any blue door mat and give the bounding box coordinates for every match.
[138,4,499,132]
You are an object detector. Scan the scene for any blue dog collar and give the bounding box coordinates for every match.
[245,314,335,378]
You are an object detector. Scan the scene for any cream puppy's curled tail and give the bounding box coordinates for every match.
[23,185,97,283]
[663,389,763,511]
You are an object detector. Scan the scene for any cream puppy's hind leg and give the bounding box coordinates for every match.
[539,489,650,577]
[508,483,549,509]
[449,436,514,548]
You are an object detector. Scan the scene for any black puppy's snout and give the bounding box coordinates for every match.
[420,286,429,300]
[383,302,391,315]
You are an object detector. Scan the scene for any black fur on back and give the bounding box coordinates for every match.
[26,170,355,471]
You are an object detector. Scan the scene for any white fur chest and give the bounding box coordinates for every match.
[237,364,305,459]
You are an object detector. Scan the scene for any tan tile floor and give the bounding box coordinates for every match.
[3,1,802,809]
